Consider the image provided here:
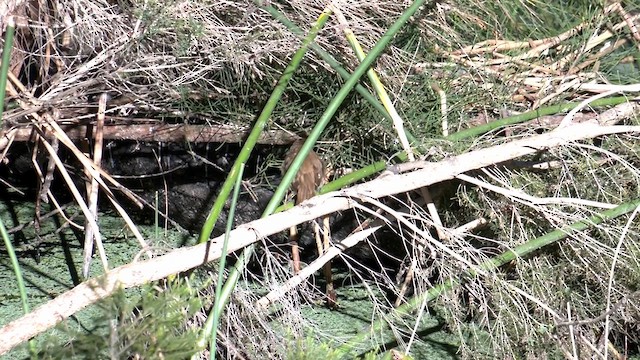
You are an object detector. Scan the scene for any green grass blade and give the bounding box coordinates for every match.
[274,151,408,213]
[198,164,244,353]
[265,0,431,218]
[0,217,30,317]
[445,96,632,141]
[334,7,414,160]
[196,9,332,244]
[258,3,394,124]
[214,0,433,333]
[0,218,37,358]
[0,16,17,125]
[195,8,334,345]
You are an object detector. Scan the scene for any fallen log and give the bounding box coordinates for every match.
[2,122,297,145]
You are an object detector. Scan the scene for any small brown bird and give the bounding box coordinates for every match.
[282,139,324,275]
[282,139,337,307]
[282,139,325,206]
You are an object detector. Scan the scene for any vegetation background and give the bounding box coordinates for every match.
[0,0,640,359]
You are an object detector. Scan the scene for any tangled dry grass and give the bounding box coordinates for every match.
[1,0,418,129]
[2,0,640,359]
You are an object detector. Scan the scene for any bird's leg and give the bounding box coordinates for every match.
[321,215,337,308]
[314,216,336,307]
[313,220,323,256]
[289,225,301,274]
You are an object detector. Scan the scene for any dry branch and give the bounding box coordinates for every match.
[0,122,638,354]
[83,93,108,278]
[256,225,383,308]
[3,123,298,145]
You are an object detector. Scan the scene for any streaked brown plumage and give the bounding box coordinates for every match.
[281,139,325,204]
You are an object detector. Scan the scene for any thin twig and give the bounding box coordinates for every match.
[256,226,381,308]
[83,93,108,278]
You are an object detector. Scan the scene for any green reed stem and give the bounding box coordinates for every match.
[0,17,17,125]
[0,217,37,358]
[195,9,334,343]
[446,96,632,141]
[215,0,432,322]
[260,3,394,124]
[199,164,244,353]
[196,10,332,245]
